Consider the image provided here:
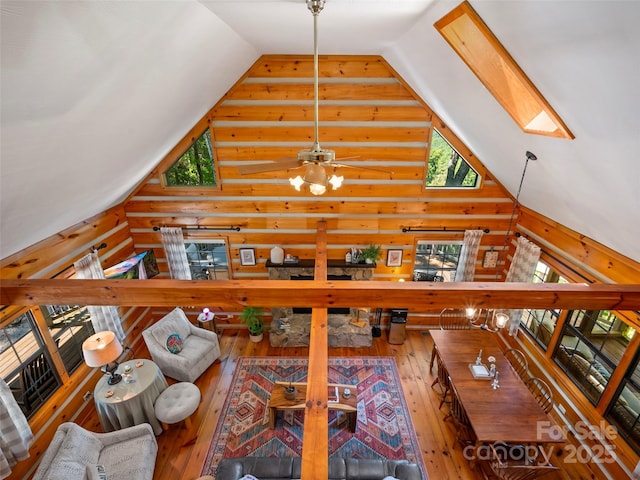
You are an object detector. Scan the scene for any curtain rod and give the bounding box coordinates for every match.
[51,243,108,279]
[402,227,490,233]
[153,226,241,232]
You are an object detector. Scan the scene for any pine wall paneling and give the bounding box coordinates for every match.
[126,55,517,300]
[2,55,640,479]
[0,208,157,479]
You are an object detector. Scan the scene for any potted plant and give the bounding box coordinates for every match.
[240,306,264,342]
[360,244,382,264]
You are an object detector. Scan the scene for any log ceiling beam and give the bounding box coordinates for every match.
[2,279,639,310]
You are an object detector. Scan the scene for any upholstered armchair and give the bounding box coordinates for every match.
[142,307,221,383]
[33,422,157,480]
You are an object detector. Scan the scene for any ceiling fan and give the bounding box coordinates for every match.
[237,0,389,194]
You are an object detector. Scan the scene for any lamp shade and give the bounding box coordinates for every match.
[494,311,509,329]
[82,331,122,367]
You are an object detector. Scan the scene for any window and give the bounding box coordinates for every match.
[554,310,632,405]
[521,261,569,349]
[1,312,61,418]
[184,240,230,280]
[163,129,216,187]
[426,129,478,187]
[607,353,640,455]
[42,305,94,374]
[434,1,573,139]
[413,241,463,282]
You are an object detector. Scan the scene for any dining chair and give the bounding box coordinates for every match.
[504,348,529,381]
[429,308,471,371]
[430,351,451,410]
[447,380,476,447]
[481,442,558,480]
[524,377,554,414]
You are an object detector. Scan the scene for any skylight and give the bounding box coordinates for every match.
[434,1,574,140]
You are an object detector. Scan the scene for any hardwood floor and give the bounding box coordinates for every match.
[77,329,576,480]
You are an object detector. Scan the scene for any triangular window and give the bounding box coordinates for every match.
[426,129,478,188]
[163,129,216,187]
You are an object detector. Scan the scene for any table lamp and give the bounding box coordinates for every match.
[82,330,123,385]
[197,307,215,322]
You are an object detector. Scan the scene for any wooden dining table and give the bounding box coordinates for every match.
[431,329,565,446]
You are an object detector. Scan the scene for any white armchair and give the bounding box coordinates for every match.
[142,307,220,383]
[33,422,157,480]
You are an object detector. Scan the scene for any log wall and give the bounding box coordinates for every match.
[125,55,515,299]
[1,55,639,479]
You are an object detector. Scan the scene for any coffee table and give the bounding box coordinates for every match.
[268,381,357,432]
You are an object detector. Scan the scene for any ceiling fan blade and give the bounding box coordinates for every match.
[237,158,302,175]
[332,163,395,174]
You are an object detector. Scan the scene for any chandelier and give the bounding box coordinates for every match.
[466,308,509,333]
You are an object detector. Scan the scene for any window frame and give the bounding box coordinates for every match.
[42,305,95,375]
[553,309,632,406]
[158,122,222,192]
[183,237,232,280]
[1,310,63,418]
[412,239,464,283]
[425,128,480,189]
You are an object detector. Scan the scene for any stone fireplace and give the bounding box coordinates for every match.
[267,260,375,347]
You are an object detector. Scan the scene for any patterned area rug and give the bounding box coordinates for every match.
[201,356,426,477]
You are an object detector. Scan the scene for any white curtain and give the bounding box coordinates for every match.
[505,236,541,336]
[0,379,33,479]
[454,229,484,281]
[74,252,126,342]
[160,227,192,280]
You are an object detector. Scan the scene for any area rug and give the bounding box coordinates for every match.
[201,356,426,478]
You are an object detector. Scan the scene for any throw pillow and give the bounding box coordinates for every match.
[86,464,107,480]
[166,333,183,354]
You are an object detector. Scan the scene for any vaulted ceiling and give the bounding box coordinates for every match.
[1,0,639,264]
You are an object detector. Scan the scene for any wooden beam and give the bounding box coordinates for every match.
[2,279,639,310]
[302,221,329,479]
[302,309,329,479]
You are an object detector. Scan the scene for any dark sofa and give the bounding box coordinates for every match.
[216,457,423,480]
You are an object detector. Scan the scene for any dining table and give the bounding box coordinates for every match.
[431,329,565,447]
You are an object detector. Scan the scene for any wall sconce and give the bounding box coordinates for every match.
[82,331,123,385]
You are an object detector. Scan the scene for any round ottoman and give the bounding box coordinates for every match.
[155,382,201,430]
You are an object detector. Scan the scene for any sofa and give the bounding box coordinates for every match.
[215,457,423,480]
[142,307,221,383]
[32,422,157,480]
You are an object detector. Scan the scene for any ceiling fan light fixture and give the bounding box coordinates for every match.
[309,183,327,196]
[303,163,327,185]
[289,175,304,191]
[328,174,343,190]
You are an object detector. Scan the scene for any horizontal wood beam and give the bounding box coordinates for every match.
[2,279,640,310]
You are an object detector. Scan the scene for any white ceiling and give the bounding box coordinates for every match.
[1,0,639,267]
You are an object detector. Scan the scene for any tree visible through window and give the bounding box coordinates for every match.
[427,129,478,187]
[163,129,216,187]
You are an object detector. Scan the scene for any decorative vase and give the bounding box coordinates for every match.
[270,245,284,264]
[365,258,373,264]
